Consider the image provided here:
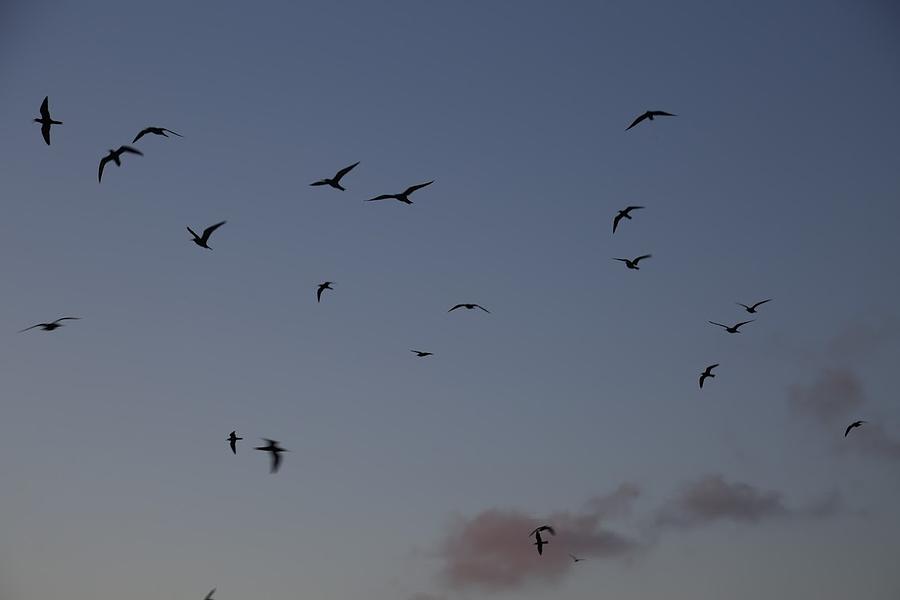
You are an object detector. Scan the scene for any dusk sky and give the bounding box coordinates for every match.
[2,1,900,599]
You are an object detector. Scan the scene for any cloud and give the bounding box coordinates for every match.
[788,367,900,460]
[437,484,643,592]
[654,474,838,528]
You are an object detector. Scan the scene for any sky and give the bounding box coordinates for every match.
[1,1,900,599]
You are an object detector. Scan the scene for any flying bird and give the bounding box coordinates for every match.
[569,553,585,563]
[34,96,62,145]
[19,317,80,333]
[613,255,652,270]
[625,110,676,131]
[699,364,719,388]
[448,303,490,313]
[255,439,288,473]
[228,431,243,455]
[736,299,773,314]
[132,126,182,143]
[367,181,434,204]
[317,281,334,303]
[844,420,867,437]
[204,589,216,600]
[310,161,360,191]
[187,221,227,249]
[529,525,555,556]
[613,206,644,233]
[708,320,754,334]
[98,146,143,182]
[410,350,434,357]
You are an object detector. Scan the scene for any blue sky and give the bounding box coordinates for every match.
[1,1,899,599]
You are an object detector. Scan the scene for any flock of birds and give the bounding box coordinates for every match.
[28,96,872,563]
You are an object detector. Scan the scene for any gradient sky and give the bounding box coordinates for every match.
[2,1,900,599]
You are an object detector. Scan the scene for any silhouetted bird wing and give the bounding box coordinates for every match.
[403,181,434,196]
[41,123,52,145]
[18,324,43,333]
[334,161,360,181]
[200,221,227,242]
[52,317,80,323]
[625,112,649,130]
[204,588,216,600]
[736,302,751,311]
[734,320,754,329]
[613,258,629,263]
[613,213,624,233]
[844,423,854,437]
[708,321,728,329]
[317,285,326,303]
[625,205,644,213]
[117,145,143,156]
[750,299,772,310]
[162,128,183,137]
[270,450,282,473]
[186,226,199,239]
[633,254,652,264]
[132,128,152,143]
[98,155,114,182]
[475,304,490,313]
[40,96,51,120]
[310,180,329,186]
[448,304,465,312]
[368,194,398,202]
[650,111,676,117]
[699,374,706,388]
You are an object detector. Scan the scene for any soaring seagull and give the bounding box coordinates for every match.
[98,146,143,182]
[844,420,866,437]
[736,299,773,314]
[132,126,182,143]
[448,303,490,313]
[613,206,644,233]
[228,431,243,455]
[310,161,360,191]
[34,96,62,145]
[255,439,288,473]
[411,350,434,357]
[569,553,585,563]
[367,181,434,204]
[187,221,227,250]
[529,525,555,556]
[19,317,80,333]
[699,364,719,389]
[317,281,334,303]
[625,110,676,131]
[708,320,754,334]
[613,254,652,270]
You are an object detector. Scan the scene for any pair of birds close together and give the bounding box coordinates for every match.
[526,524,582,562]
[228,432,287,473]
[310,161,435,204]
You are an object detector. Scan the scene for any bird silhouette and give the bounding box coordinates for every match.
[613,255,652,270]
[255,439,288,473]
[19,317,80,333]
[845,420,867,437]
[529,525,555,556]
[310,161,359,191]
[736,299,772,314]
[98,146,143,182]
[187,221,227,250]
[204,589,216,600]
[708,320,754,334]
[411,350,434,357]
[228,431,243,455]
[367,181,433,204]
[699,364,719,388]
[625,110,676,131]
[34,96,62,145]
[317,281,334,303]
[132,126,182,143]
[613,206,644,233]
[448,303,490,313]
[569,553,584,563]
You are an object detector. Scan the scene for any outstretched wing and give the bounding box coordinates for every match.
[204,588,216,600]
[132,128,151,143]
[844,423,854,437]
[734,320,754,329]
[708,321,727,329]
[117,145,143,156]
[162,128,183,137]
[201,221,227,242]
[403,180,434,196]
[448,304,464,312]
[41,123,52,146]
[699,374,706,388]
[271,451,282,473]
[613,212,624,233]
[633,254,652,263]
[625,112,648,130]
[317,285,325,303]
[40,96,51,120]
[310,179,329,186]
[368,194,397,202]
[98,155,112,182]
[750,298,772,310]
[18,324,43,333]
[650,110,676,117]
[475,304,491,313]
[334,161,360,181]
[53,317,80,324]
